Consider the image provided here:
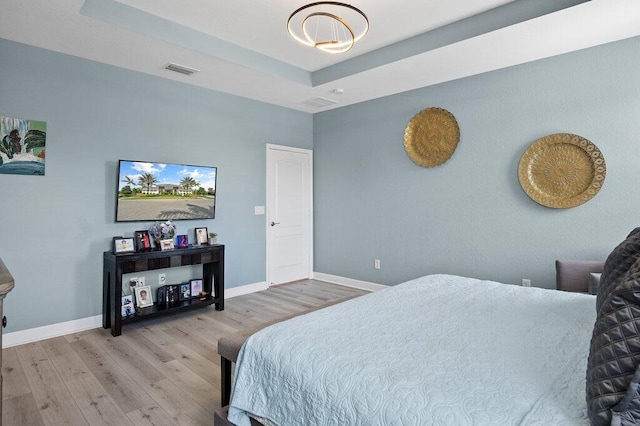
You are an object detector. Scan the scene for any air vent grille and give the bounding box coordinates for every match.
[302,97,338,108]
[164,63,200,76]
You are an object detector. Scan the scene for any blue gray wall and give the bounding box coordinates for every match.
[0,39,312,333]
[2,34,639,334]
[314,35,640,288]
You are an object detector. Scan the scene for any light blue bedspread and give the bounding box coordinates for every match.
[228,274,596,425]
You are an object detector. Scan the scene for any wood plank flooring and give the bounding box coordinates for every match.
[2,280,367,425]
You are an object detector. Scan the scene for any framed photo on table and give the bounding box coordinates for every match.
[134,285,153,308]
[134,230,151,251]
[121,294,134,317]
[190,279,203,297]
[166,284,179,304]
[113,237,135,254]
[121,303,134,317]
[176,235,189,248]
[157,286,166,306]
[195,227,208,245]
[179,283,191,301]
[159,239,174,251]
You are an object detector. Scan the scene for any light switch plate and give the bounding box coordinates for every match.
[255,206,265,215]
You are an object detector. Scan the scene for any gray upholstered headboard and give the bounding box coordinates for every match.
[555,260,604,294]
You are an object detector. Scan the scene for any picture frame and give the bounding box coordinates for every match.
[195,227,208,245]
[176,234,189,248]
[113,236,135,254]
[166,284,179,304]
[0,116,47,176]
[190,279,203,297]
[159,239,175,251]
[134,230,151,251]
[156,286,166,306]
[122,295,134,317]
[134,285,153,308]
[122,303,134,317]
[179,283,191,300]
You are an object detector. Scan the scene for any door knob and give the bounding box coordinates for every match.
[270,222,280,226]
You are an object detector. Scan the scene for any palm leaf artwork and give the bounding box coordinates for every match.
[0,116,47,175]
[24,130,46,151]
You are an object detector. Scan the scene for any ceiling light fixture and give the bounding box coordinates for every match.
[287,2,369,54]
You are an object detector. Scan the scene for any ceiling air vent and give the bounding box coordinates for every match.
[302,97,338,108]
[163,63,200,76]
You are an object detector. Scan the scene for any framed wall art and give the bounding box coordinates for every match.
[0,115,47,176]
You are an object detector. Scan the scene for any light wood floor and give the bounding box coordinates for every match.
[1,280,367,425]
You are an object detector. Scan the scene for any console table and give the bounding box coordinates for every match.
[103,244,224,336]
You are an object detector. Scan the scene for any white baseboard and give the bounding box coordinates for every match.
[3,280,269,348]
[4,315,102,348]
[312,272,387,292]
[3,277,379,348]
[225,281,269,299]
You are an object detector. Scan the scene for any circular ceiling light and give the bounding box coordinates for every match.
[287,2,369,54]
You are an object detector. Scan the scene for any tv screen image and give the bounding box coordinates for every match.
[116,160,217,222]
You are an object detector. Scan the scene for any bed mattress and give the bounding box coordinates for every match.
[228,274,596,426]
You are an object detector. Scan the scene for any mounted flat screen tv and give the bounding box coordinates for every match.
[116,160,217,222]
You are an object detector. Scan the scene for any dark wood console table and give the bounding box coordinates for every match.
[103,244,224,336]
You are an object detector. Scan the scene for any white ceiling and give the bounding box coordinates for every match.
[1,0,639,113]
[114,0,515,72]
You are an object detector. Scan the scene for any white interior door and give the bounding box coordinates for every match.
[266,144,313,286]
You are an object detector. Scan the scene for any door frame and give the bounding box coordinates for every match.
[265,143,314,287]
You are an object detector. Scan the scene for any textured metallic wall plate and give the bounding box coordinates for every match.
[404,107,460,167]
[518,133,606,208]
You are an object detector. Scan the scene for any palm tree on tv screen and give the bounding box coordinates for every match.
[122,175,135,186]
[180,176,199,197]
[138,172,158,195]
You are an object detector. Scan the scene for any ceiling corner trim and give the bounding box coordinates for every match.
[311,0,590,86]
[79,0,312,86]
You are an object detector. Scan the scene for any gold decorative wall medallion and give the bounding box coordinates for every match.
[518,133,606,208]
[404,107,460,167]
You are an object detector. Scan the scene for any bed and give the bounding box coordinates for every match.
[225,229,640,426]
[227,274,596,425]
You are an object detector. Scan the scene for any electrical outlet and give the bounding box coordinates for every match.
[374,259,381,270]
[159,273,166,285]
[522,279,531,287]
